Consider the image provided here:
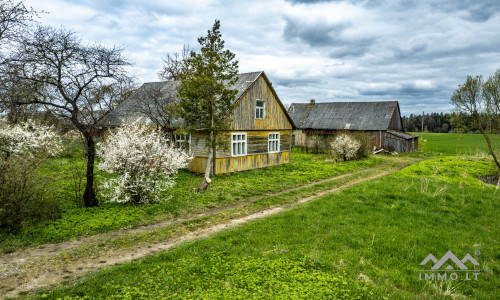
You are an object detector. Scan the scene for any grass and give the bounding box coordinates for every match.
[0,142,385,252]
[32,156,499,299]
[412,132,500,156]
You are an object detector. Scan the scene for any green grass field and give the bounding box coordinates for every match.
[412,132,500,155]
[3,133,500,299]
[32,157,499,299]
[1,143,385,252]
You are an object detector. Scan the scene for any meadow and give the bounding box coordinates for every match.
[32,156,499,299]
[413,132,500,155]
[1,143,385,252]
[3,133,499,299]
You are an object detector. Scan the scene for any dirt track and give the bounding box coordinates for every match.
[0,163,409,299]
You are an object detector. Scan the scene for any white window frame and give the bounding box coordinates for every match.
[175,134,191,153]
[231,133,247,157]
[255,99,265,119]
[268,132,280,153]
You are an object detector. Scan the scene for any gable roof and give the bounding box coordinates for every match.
[100,71,294,128]
[289,101,401,131]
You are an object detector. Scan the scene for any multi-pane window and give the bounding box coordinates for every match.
[231,133,247,156]
[268,132,280,153]
[255,100,265,119]
[175,134,191,152]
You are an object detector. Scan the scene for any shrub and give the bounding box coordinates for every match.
[0,121,63,232]
[97,123,191,204]
[330,133,361,161]
[351,131,371,159]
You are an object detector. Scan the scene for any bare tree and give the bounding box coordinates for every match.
[0,64,40,123]
[158,45,190,81]
[0,0,38,61]
[10,25,131,207]
[451,70,500,176]
[134,82,178,132]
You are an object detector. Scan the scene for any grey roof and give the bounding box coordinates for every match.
[386,130,418,140]
[100,71,263,127]
[289,101,400,131]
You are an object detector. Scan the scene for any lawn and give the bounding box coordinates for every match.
[412,132,500,155]
[32,157,499,299]
[0,142,385,252]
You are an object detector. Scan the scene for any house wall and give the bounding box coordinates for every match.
[188,74,294,174]
[293,129,385,150]
[388,105,404,131]
[189,130,292,174]
[230,76,293,131]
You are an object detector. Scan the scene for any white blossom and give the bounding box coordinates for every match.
[330,134,361,161]
[0,120,63,157]
[97,122,191,203]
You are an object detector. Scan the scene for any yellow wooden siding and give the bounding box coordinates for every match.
[191,130,291,158]
[188,130,292,174]
[189,151,290,174]
[230,76,293,131]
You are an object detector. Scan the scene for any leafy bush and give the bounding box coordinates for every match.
[351,131,371,159]
[0,121,63,232]
[330,133,361,161]
[97,123,191,203]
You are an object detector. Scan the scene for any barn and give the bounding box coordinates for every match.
[100,71,296,174]
[288,100,418,153]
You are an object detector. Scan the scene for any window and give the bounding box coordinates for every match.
[255,100,265,119]
[175,134,191,152]
[268,132,280,153]
[231,133,247,156]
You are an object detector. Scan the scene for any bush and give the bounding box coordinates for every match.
[97,123,191,204]
[330,133,361,161]
[0,121,63,232]
[351,131,371,159]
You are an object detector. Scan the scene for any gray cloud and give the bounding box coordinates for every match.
[283,18,374,58]
[23,0,500,115]
[283,18,348,46]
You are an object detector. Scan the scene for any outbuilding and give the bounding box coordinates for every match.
[288,100,418,153]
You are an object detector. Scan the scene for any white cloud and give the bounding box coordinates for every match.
[21,0,500,115]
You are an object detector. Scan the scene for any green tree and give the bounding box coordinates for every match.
[177,20,238,191]
[451,70,500,177]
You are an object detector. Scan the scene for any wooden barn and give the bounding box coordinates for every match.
[288,100,418,153]
[100,71,295,174]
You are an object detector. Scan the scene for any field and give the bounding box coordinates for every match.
[32,157,499,299]
[1,143,386,252]
[413,132,500,155]
[1,133,499,299]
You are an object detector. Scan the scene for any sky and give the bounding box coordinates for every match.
[23,0,500,115]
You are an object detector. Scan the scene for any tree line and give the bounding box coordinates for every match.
[403,112,499,134]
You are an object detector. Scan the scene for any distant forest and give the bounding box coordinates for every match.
[403,113,453,133]
[402,113,499,134]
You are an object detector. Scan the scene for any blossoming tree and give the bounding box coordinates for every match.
[97,123,191,203]
[330,134,361,161]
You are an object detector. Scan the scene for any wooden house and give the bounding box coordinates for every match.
[288,100,418,153]
[100,71,295,174]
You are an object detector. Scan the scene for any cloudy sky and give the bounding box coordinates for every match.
[23,0,500,115]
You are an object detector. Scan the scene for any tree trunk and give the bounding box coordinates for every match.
[478,125,500,175]
[197,130,213,192]
[83,132,98,207]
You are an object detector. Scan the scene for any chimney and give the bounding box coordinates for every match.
[310,99,315,105]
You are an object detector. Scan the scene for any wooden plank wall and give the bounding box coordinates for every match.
[388,105,403,130]
[188,130,292,174]
[230,76,293,131]
[189,151,291,174]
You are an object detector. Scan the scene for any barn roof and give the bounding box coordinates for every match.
[100,71,269,127]
[386,130,418,140]
[288,101,400,131]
